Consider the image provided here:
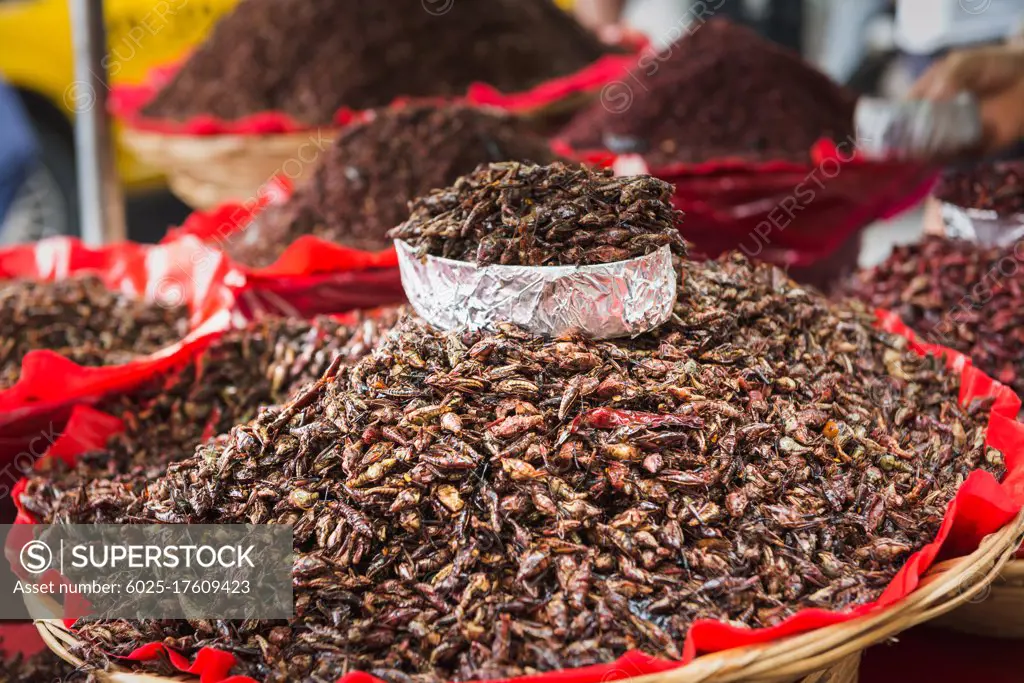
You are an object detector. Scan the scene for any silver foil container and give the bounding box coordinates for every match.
[940,203,1024,248]
[395,241,676,339]
[855,95,982,160]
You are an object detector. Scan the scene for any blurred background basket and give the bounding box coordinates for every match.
[933,558,1024,639]
[121,128,337,209]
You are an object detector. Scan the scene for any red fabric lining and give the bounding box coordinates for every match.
[555,138,937,267]
[0,239,236,452]
[170,199,400,277]
[7,309,381,526]
[124,643,239,683]
[10,311,1024,683]
[162,187,405,320]
[111,45,644,137]
[0,622,48,659]
[42,405,123,468]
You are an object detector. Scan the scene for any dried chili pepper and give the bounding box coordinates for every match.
[934,161,1023,216]
[840,234,1024,396]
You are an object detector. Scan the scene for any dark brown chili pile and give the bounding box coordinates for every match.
[21,310,400,526]
[390,162,686,265]
[0,276,189,389]
[227,106,559,268]
[559,18,856,166]
[62,252,999,683]
[839,235,1024,396]
[142,0,609,124]
[934,161,1023,216]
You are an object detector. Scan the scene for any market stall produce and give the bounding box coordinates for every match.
[929,161,1024,246]
[0,237,235,457]
[218,105,559,268]
[165,105,563,317]
[20,165,1024,683]
[113,0,636,208]
[554,19,932,289]
[840,235,1024,638]
[142,0,610,126]
[559,19,854,165]
[390,161,684,265]
[19,310,401,525]
[0,276,188,389]
[840,235,1024,398]
[937,162,1024,216]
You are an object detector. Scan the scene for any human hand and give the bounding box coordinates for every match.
[910,45,1024,153]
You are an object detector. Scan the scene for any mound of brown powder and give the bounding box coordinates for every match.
[225,106,559,268]
[144,0,609,125]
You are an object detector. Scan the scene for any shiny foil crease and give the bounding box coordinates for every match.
[395,241,676,339]
[941,202,1024,248]
[855,95,982,160]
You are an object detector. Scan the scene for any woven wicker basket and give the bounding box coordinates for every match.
[34,622,860,683]
[122,128,338,209]
[933,557,1024,638]
[122,87,603,210]
[31,510,1024,683]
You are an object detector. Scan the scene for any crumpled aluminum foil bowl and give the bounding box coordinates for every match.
[395,241,676,339]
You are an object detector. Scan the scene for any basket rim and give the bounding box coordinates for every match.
[120,126,341,153]
[34,508,1024,683]
[120,127,337,209]
[997,556,1024,585]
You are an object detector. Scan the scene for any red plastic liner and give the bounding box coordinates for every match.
[11,310,1024,683]
[110,44,644,136]
[6,307,382,527]
[0,622,49,659]
[163,184,405,320]
[554,138,937,267]
[0,238,236,447]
